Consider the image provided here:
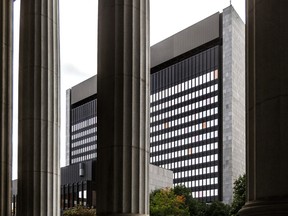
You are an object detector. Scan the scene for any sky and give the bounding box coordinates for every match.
[12,0,245,179]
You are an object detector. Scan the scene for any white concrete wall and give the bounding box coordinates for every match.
[222,5,245,204]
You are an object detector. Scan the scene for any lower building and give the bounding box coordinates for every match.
[60,161,173,211]
[12,161,173,214]
[61,160,97,210]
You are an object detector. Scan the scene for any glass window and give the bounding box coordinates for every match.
[215,69,218,79]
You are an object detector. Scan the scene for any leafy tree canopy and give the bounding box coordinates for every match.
[150,184,233,216]
[205,201,230,216]
[63,205,96,216]
[150,187,189,216]
[230,174,246,216]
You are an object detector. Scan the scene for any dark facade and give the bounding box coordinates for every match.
[70,95,97,164]
[61,160,97,210]
[150,46,221,202]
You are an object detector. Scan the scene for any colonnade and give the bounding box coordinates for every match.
[1,0,288,215]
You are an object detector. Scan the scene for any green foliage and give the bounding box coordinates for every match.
[189,199,207,216]
[173,185,193,208]
[150,184,236,216]
[205,201,230,216]
[63,205,96,216]
[173,185,204,216]
[150,187,189,216]
[230,174,246,216]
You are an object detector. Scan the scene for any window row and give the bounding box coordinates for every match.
[150,141,218,156]
[151,124,219,144]
[71,117,97,132]
[150,95,218,123]
[192,189,219,198]
[151,84,218,113]
[151,153,219,167]
[72,127,97,140]
[151,125,218,145]
[151,70,218,103]
[150,107,218,133]
[71,153,97,164]
[173,166,219,179]
[72,136,97,148]
[71,145,97,156]
[78,190,87,199]
[177,177,218,188]
[151,118,218,141]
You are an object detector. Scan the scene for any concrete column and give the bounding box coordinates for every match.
[240,1,288,215]
[96,0,150,215]
[0,1,13,216]
[17,0,60,215]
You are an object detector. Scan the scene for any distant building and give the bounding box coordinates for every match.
[65,5,245,204]
[66,76,97,165]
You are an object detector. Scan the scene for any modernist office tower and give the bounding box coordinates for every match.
[66,76,97,165]
[150,6,245,203]
[66,6,245,203]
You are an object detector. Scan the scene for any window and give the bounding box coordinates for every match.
[214,69,218,79]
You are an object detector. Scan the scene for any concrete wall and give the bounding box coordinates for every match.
[71,75,97,104]
[151,13,220,68]
[149,164,173,192]
[66,89,71,166]
[222,5,245,204]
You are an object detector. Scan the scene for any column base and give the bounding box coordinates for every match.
[239,200,288,216]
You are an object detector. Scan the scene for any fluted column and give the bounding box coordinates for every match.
[17,0,60,215]
[240,1,288,215]
[97,0,150,215]
[0,1,13,216]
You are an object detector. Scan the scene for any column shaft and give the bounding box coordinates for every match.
[0,1,13,216]
[17,0,60,215]
[240,0,288,215]
[97,0,150,215]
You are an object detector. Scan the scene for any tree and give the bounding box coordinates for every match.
[230,174,246,216]
[173,185,193,205]
[63,205,96,216]
[173,185,205,216]
[205,201,230,216]
[188,198,207,216]
[150,187,189,216]
[150,184,238,216]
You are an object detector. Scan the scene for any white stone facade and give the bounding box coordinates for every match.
[222,6,246,204]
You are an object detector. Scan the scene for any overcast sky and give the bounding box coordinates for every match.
[12,0,245,179]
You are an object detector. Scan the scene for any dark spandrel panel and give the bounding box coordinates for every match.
[195,54,200,77]
[151,46,220,94]
[207,50,211,72]
[203,51,207,72]
[71,98,97,124]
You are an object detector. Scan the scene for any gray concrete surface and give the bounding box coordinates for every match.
[0,1,13,215]
[96,1,150,215]
[17,0,61,215]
